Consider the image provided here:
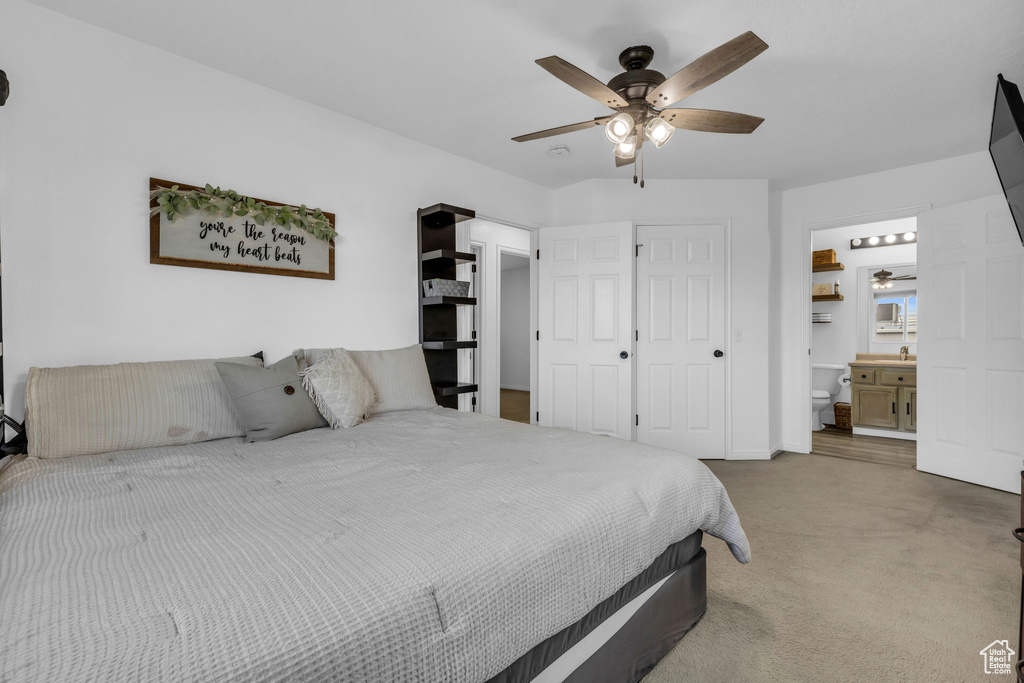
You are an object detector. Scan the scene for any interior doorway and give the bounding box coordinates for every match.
[809,217,918,466]
[461,219,534,420]
[499,252,531,423]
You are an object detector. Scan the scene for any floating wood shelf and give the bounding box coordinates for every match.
[421,340,477,350]
[422,296,476,306]
[812,262,845,273]
[421,249,476,265]
[812,294,844,302]
[432,381,478,397]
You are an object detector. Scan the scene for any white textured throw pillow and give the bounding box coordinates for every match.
[300,349,376,429]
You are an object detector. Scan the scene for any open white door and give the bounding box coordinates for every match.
[917,195,1024,493]
[538,222,634,439]
[636,224,727,458]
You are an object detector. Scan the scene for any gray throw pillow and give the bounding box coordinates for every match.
[216,355,328,442]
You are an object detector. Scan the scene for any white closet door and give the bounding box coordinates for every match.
[917,194,1024,493]
[636,224,727,458]
[538,222,634,439]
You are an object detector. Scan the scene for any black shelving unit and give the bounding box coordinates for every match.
[418,203,477,409]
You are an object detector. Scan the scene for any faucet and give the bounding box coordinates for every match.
[900,345,909,361]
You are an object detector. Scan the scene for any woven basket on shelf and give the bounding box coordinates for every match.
[833,402,852,430]
[812,249,837,265]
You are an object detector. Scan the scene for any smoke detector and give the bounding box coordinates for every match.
[546,144,571,158]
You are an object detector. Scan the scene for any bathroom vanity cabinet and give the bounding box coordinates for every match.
[850,365,916,433]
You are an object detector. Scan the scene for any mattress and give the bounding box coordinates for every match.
[492,531,705,683]
[0,407,749,682]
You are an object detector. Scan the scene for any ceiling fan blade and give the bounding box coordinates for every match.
[891,275,917,280]
[512,116,611,142]
[647,31,768,107]
[659,108,764,134]
[536,56,629,109]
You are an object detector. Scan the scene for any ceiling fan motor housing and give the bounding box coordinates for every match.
[608,45,665,104]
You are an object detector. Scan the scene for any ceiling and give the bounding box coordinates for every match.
[26,0,1024,190]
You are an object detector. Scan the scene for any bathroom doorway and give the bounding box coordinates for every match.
[809,217,918,467]
[499,252,531,423]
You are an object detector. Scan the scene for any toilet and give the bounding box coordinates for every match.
[811,363,848,431]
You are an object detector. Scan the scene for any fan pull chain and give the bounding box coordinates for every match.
[640,147,645,188]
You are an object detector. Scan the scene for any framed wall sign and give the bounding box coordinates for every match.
[149,178,335,280]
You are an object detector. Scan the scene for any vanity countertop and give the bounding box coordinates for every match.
[848,353,916,368]
[849,360,917,367]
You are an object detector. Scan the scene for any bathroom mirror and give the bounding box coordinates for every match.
[870,265,916,342]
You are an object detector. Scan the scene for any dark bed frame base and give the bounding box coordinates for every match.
[487,532,708,683]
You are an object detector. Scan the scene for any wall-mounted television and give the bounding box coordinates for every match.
[989,74,1024,246]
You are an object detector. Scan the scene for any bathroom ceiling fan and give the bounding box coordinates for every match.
[870,269,917,290]
[511,31,769,186]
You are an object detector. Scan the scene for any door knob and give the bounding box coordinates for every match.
[713,350,724,358]
[619,351,629,359]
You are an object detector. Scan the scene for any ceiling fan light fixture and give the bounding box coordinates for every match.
[645,117,674,148]
[613,134,638,159]
[605,113,635,144]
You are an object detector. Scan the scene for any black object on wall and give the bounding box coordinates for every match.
[0,69,8,106]
[417,203,477,409]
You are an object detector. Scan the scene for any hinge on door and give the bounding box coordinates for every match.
[635,243,643,257]
[471,396,477,410]
[635,330,639,341]
[471,330,477,339]
[536,330,539,341]
[536,411,539,422]
[471,264,477,273]
[635,415,639,426]
[536,249,540,260]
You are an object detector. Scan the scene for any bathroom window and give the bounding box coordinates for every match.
[874,294,917,342]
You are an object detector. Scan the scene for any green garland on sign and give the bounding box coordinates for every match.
[150,184,336,242]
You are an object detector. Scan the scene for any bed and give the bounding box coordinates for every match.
[0,353,749,682]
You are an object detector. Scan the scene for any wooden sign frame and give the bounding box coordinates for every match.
[149,178,335,280]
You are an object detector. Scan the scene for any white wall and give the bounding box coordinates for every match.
[811,218,917,423]
[552,178,772,459]
[461,220,531,416]
[500,265,530,391]
[0,1,552,420]
[778,151,1004,451]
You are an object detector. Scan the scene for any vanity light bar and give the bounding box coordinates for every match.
[849,231,916,250]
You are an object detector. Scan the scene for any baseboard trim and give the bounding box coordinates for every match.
[781,441,808,454]
[729,450,773,461]
[852,426,917,441]
[500,385,530,392]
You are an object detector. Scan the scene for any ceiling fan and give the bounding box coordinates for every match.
[512,32,769,186]
[871,269,917,290]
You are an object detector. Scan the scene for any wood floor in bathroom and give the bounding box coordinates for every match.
[812,426,917,468]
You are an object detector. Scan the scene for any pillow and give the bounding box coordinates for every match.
[293,344,437,414]
[299,349,376,428]
[26,354,263,459]
[216,355,328,442]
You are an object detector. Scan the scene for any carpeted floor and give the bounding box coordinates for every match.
[647,452,1019,682]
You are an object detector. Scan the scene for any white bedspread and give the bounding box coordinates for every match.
[0,408,749,682]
